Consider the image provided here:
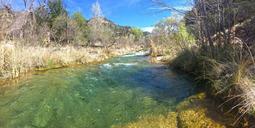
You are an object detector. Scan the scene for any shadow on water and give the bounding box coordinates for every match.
[0,54,196,128]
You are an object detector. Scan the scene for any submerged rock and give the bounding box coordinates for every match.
[113,93,237,128]
[111,112,177,128]
[178,109,225,128]
[176,93,236,128]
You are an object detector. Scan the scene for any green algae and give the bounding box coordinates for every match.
[176,93,237,128]
[0,55,195,128]
[112,112,178,128]
[114,93,239,128]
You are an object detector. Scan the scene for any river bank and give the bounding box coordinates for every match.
[150,45,255,127]
[0,40,144,82]
[0,48,250,127]
[0,53,196,128]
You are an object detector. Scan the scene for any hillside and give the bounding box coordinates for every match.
[0,3,145,80]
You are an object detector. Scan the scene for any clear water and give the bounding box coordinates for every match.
[0,54,195,128]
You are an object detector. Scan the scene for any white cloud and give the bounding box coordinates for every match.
[174,5,193,11]
[141,27,154,33]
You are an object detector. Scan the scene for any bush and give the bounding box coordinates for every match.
[71,12,89,46]
[131,28,143,41]
[171,44,255,118]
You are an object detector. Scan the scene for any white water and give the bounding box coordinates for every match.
[122,50,150,57]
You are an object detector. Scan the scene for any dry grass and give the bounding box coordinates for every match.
[0,40,141,80]
[171,45,255,125]
[150,43,181,63]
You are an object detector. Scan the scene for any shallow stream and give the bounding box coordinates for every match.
[0,53,195,128]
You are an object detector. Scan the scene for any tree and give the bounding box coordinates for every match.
[48,0,66,26]
[0,0,13,15]
[91,0,103,18]
[151,17,179,46]
[88,1,114,47]
[71,12,89,46]
[150,16,195,54]
[174,22,195,49]
[153,17,178,36]
[22,0,35,10]
[0,0,11,8]
[131,28,143,41]
[72,12,87,28]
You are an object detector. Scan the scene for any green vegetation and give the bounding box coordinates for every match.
[174,22,195,49]
[1,0,145,46]
[149,17,195,63]
[0,0,254,127]
[113,93,240,128]
[131,28,143,40]
[176,93,235,128]
[151,0,255,126]
[112,112,178,128]
[0,1,145,79]
[171,44,255,123]
[71,12,89,46]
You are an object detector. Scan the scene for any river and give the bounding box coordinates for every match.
[0,53,195,128]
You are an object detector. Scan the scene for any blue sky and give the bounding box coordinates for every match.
[11,0,192,31]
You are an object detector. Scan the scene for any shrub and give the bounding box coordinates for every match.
[171,44,255,119]
[131,28,143,41]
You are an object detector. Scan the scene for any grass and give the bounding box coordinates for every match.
[0,40,142,80]
[150,42,181,63]
[171,44,255,126]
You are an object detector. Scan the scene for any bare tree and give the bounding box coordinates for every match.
[0,0,11,7]
[151,0,191,15]
[0,0,12,13]
[88,1,115,47]
[91,0,103,18]
[23,0,27,8]
[22,0,35,11]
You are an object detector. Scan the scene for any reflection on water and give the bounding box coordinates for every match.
[0,55,194,128]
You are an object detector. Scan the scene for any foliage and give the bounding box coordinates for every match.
[51,15,68,43]
[162,0,255,119]
[71,12,89,46]
[171,44,255,121]
[131,28,143,40]
[184,0,255,52]
[150,17,195,59]
[153,18,178,36]
[72,12,87,28]
[174,22,195,49]
[0,0,144,48]
[88,18,114,47]
[48,0,67,27]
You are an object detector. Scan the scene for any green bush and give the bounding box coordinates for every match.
[71,12,89,46]
[131,28,143,40]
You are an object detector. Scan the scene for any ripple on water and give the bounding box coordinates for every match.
[122,51,150,57]
[0,55,195,128]
[101,63,138,69]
